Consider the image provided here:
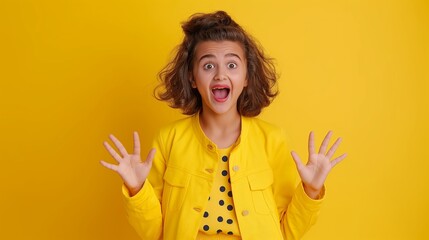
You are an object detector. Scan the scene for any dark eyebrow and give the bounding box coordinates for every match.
[198,53,242,63]
[225,53,242,60]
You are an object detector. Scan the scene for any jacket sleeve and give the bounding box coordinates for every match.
[121,130,167,240]
[270,129,324,240]
[282,183,324,238]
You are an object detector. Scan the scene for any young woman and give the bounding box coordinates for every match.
[101,11,346,240]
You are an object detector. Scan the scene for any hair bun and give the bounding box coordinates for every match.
[182,11,235,36]
[213,11,232,25]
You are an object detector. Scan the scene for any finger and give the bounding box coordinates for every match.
[103,141,123,162]
[291,151,305,171]
[144,148,156,167]
[133,131,141,156]
[326,137,342,159]
[331,153,347,168]
[109,134,129,157]
[100,160,119,172]
[319,130,333,154]
[308,131,315,156]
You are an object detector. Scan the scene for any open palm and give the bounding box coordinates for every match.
[291,131,347,199]
[100,132,155,196]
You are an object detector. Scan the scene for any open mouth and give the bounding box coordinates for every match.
[211,86,230,102]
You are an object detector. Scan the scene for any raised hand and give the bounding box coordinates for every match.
[291,131,347,199]
[100,131,156,197]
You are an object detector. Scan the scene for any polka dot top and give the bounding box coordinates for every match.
[197,145,241,239]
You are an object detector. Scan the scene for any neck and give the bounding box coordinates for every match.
[199,109,241,148]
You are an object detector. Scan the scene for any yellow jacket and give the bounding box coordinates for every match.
[122,114,324,239]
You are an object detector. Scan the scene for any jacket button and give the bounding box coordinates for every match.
[242,210,249,216]
[205,168,214,173]
[193,207,202,212]
[232,165,240,172]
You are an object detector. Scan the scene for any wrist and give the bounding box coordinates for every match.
[303,183,322,200]
[126,181,144,197]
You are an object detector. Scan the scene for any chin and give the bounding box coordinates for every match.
[209,104,238,116]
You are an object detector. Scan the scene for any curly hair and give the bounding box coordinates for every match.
[155,11,278,117]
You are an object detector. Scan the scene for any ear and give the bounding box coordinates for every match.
[190,75,197,88]
[244,77,248,87]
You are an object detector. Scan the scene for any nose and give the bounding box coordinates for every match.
[214,65,228,81]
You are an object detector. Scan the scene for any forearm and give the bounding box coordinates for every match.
[122,181,163,239]
[281,183,324,239]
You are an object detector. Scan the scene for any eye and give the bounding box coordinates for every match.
[203,63,215,70]
[227,62,237,69]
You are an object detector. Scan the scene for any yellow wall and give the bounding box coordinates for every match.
[1,0,428,239]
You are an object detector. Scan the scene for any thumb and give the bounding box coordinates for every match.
[144,148,156,168]
[291,151,305,171]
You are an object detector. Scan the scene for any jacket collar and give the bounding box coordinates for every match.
[191,112,250,152]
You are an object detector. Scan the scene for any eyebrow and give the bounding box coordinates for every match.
[198,53,242,63]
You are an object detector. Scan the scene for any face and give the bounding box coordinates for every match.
[192,40,247,117]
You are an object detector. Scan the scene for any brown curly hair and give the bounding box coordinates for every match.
[155,11,278,117]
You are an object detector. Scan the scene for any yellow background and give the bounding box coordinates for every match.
[1,0,428,239]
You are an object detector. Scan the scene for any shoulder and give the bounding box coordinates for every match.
[243,117,292,152]
[157,115,195,137]
[244,117,286,139]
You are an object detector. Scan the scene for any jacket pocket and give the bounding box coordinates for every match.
[163,167,190,212]
[247,169,274,214]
